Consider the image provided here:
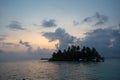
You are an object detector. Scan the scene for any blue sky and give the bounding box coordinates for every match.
[0,0,120,59]
[1,0,120,25]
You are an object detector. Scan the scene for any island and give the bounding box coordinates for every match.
[49,45,104,62]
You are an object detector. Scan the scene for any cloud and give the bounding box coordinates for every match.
[0,35,7,41]
[73,12,108,26]
[0,42,19,47]
[41,19,57,27]
[82,12,108,26]
[0,39,53,61]
[0,47,53,62]
[73,20,79,26]
[34,47,53,58]
[0,49,4,53]
[81,27,120,57]
[42,28,77,50]
[7,21,25,30]
[0,51,37,62]
[19,40,32,52]
[0,40,53,61]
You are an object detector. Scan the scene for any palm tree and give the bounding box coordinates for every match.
[49,45,104,62]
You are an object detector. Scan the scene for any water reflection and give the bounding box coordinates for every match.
[0,59,120,80]
[49,61,99,80]
[0,60,98,80]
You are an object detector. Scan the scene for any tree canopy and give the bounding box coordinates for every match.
[49,45,104,62]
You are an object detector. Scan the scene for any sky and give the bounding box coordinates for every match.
[0,0,120,61]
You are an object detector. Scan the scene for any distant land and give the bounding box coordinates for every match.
[49,45,104,62]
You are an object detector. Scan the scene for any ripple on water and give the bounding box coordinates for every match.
[0,59,120,80]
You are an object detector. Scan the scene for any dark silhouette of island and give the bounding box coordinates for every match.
[49,45,104,62]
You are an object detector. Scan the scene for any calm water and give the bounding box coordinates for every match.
[0,59,120,80]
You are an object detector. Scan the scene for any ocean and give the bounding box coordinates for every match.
[0,58,120,80]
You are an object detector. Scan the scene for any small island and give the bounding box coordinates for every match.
[49,45,104,62]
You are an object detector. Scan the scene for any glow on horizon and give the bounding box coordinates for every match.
[3,33,59,51]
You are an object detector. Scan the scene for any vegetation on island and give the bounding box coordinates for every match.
[49,45,104,62]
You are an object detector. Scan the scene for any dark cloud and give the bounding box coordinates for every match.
[0,35,7,41]
[7,21,25,30]
[82,12,108,26]
[81,27,120,57]
[42,28,77,50]
[0,42,19,47]
[73,12,108,26]
[19,40,32,52]
[41,19,57,27]
[73,20,79,26]
[119,24,120,27]
[0,49,4,53]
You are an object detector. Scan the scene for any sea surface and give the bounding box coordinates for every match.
[0,58,120,80]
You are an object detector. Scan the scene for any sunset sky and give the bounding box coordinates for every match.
[0,0,120,60]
